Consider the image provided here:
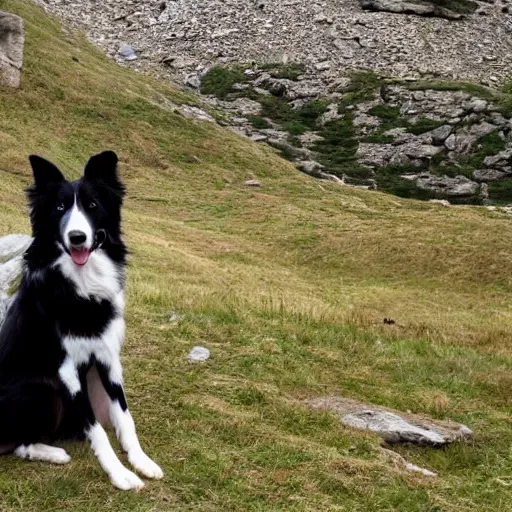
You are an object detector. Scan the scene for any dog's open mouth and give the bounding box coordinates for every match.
[70,248,90,266]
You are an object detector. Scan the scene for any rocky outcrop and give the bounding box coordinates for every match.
[0,11,24,88]
[360,0,462,19]
[403,173,481,197]
[0,234,31,326]
[307,396,473,445]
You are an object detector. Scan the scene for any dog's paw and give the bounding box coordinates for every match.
[129,450,164,480]
[110,465,145,491]
[47,446,72,464]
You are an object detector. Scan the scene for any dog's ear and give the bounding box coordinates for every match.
[84,151,119,183]
[29,155,65,188]
[84,151,125,200]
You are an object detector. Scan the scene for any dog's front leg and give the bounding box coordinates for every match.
[95,361,164,480]
[58,358,145,490]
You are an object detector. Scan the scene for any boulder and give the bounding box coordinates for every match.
[473,168,511,182]
[359,0,462,19]
[428,125,452,145]
[0,11,24,88]
[483,149,512,169]
[306,396,473,446]
[0,234,32,326]
[412,173,480,197]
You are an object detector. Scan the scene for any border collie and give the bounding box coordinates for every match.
[0,151,163,490]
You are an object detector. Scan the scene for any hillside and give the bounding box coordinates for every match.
[38,0,512,204]
[1,1,512,510]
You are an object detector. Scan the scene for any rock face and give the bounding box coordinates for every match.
[307,396,473,445]
[404,173,481,197]
[360,0,462,19]
[0,234,32,326]
[0,11,24,88]
[41,0,512,86]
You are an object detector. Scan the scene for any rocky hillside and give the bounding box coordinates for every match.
[38,0,512,203]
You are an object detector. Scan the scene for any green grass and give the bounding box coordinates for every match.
[408,116,445,135]
[247,115,271,129]
[429,0,478,13]
[263,62,306,81]
[200,66,245,99]
[2,1,512,510]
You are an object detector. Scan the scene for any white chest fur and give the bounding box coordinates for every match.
[55,248,124,304]
[59,316,126,395]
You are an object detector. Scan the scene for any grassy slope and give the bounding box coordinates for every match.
[1,1,512,510]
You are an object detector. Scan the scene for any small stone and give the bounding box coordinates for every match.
[250,134,268,142]
[188,346,211,362]
[169,311,183,322]
[245,179,262,187]
[184,74,201,89]
[315,61,331,71]
[118,43,137,61]
[469,98,488,113]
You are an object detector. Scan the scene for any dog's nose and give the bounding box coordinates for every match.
[68,230,86,246]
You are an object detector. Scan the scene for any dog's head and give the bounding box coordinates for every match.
[27,151,125,267]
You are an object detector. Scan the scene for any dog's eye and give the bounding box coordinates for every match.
[88,201,97,209]
[56,202,65,212]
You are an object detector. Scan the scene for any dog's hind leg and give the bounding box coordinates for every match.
[14,444,70,464]
[0,378,65,457]
[95,362,163,480]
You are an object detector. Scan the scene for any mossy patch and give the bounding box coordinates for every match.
[200,66,246,98]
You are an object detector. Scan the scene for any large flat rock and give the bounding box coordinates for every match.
[0,234,32,326]
[306,396,473,445]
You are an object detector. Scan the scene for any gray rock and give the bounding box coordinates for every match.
[469,121,497,138]
[250,134,268,142]
[428,125,452,145]
[298,160,325,176]
[188,346,211,362]
[244,179,262,187]
[299,131,324,148]
[473,168,511,182]
[306,396,472,446]
[0,11,24,88]
[483,150,512,168]
[184,74,201,89]
[414,173,480,197]
[360,0,462,19]
[179,104,215,122]
[469,98,488,113]
[118,42,137,61]
[315,61,331,71]
[318,104,343,126]
[444,133,457,151]
[0,234,32,326]
[353,113,381,128]
[402,142,442,160]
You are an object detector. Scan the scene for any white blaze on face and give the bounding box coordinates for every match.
[62,195,94,265]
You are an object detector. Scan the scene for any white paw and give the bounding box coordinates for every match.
[47,447,72,465]
[129,450,164,479]
[110,465,145,491]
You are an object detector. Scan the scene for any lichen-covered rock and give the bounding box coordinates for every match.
[410,173,480,197]
[0,234,32,326]
[307,396,473,445]
[0,11,24,88]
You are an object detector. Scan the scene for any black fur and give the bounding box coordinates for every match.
[0,151,126,446]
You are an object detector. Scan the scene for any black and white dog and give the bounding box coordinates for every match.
[0,151,163,490]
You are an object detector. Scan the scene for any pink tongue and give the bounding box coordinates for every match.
[71,248,90,266]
